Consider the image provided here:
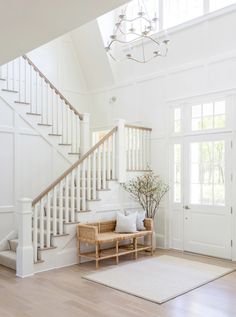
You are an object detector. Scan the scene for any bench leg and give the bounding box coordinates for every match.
[151,233,153,256]
[134,237,138,260]
[95,242,99,269]
[78,240,81,264]
[116,240,119,265]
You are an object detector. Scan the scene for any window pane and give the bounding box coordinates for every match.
[190,140,225,207]
[214,100,225,115]
[202,116,213,129]
[191,163,200,183]
[214,185,225,205]
[214,166,225,184]
[174,183,181,203]
[203,103,213,116]
[202,163,213,184]
[192,104,201,118]
[192,118,202,131]
[201,142,213,162]
[174,108,181,120]
[174,120,181,133]
[191,184,201,204]
[174,144,181,203]
[210,0,236,12]
[174,144,181,162]
[191,143,200,163]
[202,184,213,205]
[163,0,203,29]
[174,164,181,183]
[214,115,225,129]
[214,141,225,163]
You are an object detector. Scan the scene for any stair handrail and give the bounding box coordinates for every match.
[125,124,152,131]
[23,54,83,120]
[32,126,118,206]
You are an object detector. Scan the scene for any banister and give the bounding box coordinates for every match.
[125,124,152,131]
[22,55,83,120]
[32,126,118,206]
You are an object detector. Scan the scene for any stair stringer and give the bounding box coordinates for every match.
[0,84,77,165]
[33,179,140,273]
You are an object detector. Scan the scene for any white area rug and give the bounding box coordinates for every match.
[83,255,234,304]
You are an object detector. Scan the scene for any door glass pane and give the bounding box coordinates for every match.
[190,140,225,206]
[202,184,213,205]
[191,184,201,204]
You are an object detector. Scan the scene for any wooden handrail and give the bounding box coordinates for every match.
[22,55,83,120]
[125,124,152,131]
[32,127,118,206]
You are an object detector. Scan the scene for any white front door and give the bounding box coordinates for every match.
[183,133,232,259]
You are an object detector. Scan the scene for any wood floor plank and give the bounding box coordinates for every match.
[0,250,235,317]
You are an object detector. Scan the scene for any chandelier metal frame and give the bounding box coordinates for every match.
[105,0,169,64]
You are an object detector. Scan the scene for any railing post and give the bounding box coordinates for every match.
[115,118,126,183]
[80,113,90,155]
[16,198,34,278]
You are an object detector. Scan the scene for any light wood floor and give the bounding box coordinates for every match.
[0,249,236,317]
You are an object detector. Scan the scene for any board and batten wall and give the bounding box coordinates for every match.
[27,33,90,115]
[77,8,236,250]
[0,98,71,249]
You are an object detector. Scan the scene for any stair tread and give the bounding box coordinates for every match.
[2,89,18,93]
[26,112,41,116]
[15,101,30,105]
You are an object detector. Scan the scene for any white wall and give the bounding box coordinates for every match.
[0,97,70,249]
[74,8,236,248]
[28,34,90,114]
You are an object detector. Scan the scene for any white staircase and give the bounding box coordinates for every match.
[0,55,89,164]
[0,55,152,276]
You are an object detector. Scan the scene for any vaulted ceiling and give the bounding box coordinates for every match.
[0,0,128,65]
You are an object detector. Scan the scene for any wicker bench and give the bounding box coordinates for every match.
[77,218,153,268]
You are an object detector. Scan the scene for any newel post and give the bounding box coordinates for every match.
[80,113,90,155]
[115,118,126,183]
[16,198,34,278]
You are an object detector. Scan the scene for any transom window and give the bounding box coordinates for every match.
[191,100,226,131]
[174,107,181,133]
[163,0,204,29]
[209,0,236,12]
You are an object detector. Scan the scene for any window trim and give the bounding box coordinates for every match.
[169,93,234,138]
[122,1,236,53]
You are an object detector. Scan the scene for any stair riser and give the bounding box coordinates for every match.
[39,208,82,219]
[55,197,97,208]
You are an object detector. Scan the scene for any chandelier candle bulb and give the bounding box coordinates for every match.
[105,0,169,63]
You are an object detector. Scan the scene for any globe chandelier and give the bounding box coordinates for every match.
[105,0,169,64]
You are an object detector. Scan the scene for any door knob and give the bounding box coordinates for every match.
[184,205,190,210]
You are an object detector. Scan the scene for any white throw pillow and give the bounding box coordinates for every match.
[125,209,146,231]
[115,212,137,233]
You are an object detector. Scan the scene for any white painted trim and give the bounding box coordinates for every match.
[0,206,14,213]
[89,49,236,95]
[0,229,17,251]
[0,94,72,165]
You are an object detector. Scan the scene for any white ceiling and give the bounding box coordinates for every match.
[0,0,128,65]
